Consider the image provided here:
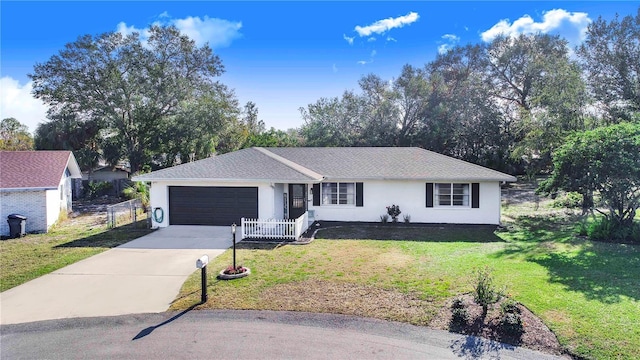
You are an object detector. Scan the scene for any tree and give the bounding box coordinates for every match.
[242,101,265,136]
[484,34,588,176]
[540,122,640,234]
[427,45,510,171]
[30,25,236,172]
[244,127,301,147]
[0,118,34,150]
[577,8,640,121]
[34,110,101,171]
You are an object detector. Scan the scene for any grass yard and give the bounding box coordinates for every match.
[0,213,153,292]
[172,199,640,359]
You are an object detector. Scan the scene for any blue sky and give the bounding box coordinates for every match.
[1,1,637,134]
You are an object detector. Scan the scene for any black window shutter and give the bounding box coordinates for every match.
[313,184,320,206]
[426,183,434,207]
[472,183,480,208]
[356,182,364,207]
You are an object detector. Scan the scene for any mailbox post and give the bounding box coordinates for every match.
[232,223,237,270]
[196,255,209,303]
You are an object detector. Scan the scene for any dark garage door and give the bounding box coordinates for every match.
[169,186,258,226]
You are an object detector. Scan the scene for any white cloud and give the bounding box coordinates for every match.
[481,9,591,43]
[173,16,242,48]
[343,34,354,45]
[386,36,397,42]
[0,77,48,134]
[116,22,150,38]
[367,37,377,42]
[355,12,419,37]
[438,33,460,54]
[117,15,242,49]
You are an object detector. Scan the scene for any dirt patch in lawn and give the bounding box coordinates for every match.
[259,279,435,325]
[429,294,566,357]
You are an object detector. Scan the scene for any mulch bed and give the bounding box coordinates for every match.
[429,294,567,357]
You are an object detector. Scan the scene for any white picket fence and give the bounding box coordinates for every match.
[241,212,309,240]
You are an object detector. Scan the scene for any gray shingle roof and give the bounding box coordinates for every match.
[134,147,516,182]
[133,148,322,182]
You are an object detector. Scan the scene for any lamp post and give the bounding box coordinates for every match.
[231,223,237,270]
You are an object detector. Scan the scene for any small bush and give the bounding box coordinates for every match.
[574,220,589,236]
[588,217,640,243]
[551,191,582,208]
[473,267,501,314]
[386,205,401,222]
[380,214,389,223]
[451,296,465,309]
[449,297,469,330]
[86,181,113,199]
[403,214,411,223]
[500,312,524,335]
[500,298,521,315]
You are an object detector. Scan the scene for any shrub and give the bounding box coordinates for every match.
[403,214,411,223]
[473,266,501,314]
[551,191,582,208]
[386,205,401,222]
[86,181,113,199]
[380,214,389,223]
[574,220,589,236]
[500,298,521,315]
[500,312,524,335]
[449,297,469,330]
[122,181,150,208]
[588,217,640,243]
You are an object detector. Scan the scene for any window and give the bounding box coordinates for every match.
[321,182,355,205]
[435,183,469,207]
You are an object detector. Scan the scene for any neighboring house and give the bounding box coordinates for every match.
[133,147,516,237]
[75,165,130,198]
[0,151,82,235]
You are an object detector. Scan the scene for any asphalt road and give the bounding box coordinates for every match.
[1,310,563,360]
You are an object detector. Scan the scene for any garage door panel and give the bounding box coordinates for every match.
[169,186,258,226]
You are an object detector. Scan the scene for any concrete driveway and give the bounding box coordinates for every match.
[0,226,233,325]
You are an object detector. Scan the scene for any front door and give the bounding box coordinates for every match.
[288,184,307,219]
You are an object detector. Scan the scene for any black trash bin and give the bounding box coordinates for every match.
[7,214,27,238]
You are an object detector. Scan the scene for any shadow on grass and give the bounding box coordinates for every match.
[495,213,640,303]
[54,220,154,249]
[315,223,504,243]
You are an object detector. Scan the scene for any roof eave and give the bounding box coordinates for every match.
[132,177,324,183]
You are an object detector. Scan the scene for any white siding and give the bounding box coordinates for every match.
[0,190,48,235]
[308,180,502,225]
[45,189,62,230]
[148,180,275,228]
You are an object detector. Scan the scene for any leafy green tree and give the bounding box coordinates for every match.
[485,34,588,177]
[34,110,101,171]
[577,8,640,121]
[30,25,236,172]
[540,122,640,232]
[428,45,510,171]
[0,118,34,150]
[244,127,300,147]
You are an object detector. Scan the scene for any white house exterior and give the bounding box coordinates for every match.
[134,147,516,237]
[0,151,82,235]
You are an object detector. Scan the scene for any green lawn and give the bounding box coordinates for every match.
[173,204,640,360]
[0,215,153,292]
